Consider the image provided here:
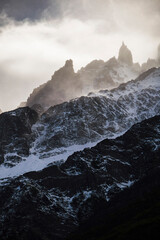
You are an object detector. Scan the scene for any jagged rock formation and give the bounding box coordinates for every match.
[118,42,133,66]
[25,43,160,110]
[27,60,82,109]
[78,56,138,92]
[26,45,140,109]
[0,115,160,240]
[26,57,139,108]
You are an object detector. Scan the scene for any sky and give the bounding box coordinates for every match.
[0,0,160,111]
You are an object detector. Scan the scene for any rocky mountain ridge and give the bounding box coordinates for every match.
[25,43,160,110]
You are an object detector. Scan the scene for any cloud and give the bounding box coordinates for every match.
[0,0,159,111]
[0,0,52,21]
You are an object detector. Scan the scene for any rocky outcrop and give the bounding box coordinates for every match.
[78,56,138,92]
[118,42,133,66]
[0,115,160,239]
[0,107,38,166]
[27,60,82,109]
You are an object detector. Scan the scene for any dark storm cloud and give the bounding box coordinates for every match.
[0,0,59,21]
[0,0,160,38]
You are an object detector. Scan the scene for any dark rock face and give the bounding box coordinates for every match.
[68,168,160,240]
[0,107,38,166]
[0,115,160,239]
[30,104,44,116]
[118,42,133,66]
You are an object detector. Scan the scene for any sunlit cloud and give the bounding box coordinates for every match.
[0,0,159,111]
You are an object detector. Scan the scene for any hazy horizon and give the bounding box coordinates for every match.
[0,0,160,111]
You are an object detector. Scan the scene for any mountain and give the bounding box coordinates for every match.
[0,67,160,171]
[1,44,160,239]
[0,65,160,239]
[26,44,140,109]
[0,115,160,240]
[25,43,160,110]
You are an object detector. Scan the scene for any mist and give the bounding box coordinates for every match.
[0,0,160,111]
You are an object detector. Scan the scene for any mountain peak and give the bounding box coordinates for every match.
[118,42,133,66]
[53,59,75,79]
[64,59,74,73]
[65,59,73,68]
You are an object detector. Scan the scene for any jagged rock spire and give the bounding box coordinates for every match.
[65,59,73,68]
[118,42,133,66]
